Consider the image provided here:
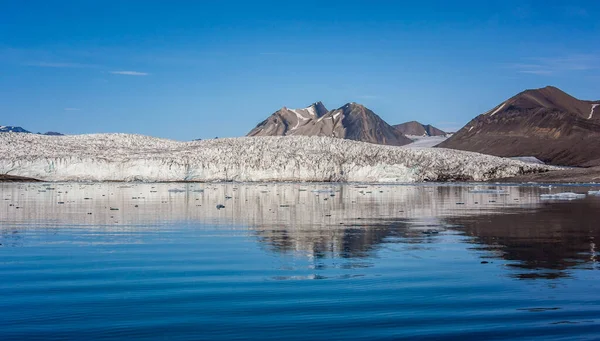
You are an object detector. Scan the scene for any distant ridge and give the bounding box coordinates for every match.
[393,121,446,137]
[0,125,64,136]
[248,102,412,146]
[0,126,31,133]
[438,86,600,166]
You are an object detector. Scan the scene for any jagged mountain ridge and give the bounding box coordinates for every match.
[438,86,600,167]
[0,126,31,133]
[0,125,63,136]
[393,121,446,137]
[248,102,412,146]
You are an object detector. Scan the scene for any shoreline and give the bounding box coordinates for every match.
[2,176,598,185]
[497,166,600,184]
[0,174,41,182]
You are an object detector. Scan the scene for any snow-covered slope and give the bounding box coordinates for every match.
[0,133,555,182]
[404,135,448,148]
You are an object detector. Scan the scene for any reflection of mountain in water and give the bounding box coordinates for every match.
[444,199,600,279]
[2,182,599,279]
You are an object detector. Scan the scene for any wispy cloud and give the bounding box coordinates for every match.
[23,61,99,68]
[506,54,599,75]
[64,108,80,111]
[109,70,149,76]
[517,69,554,75]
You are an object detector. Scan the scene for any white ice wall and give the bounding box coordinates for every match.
[0,133,554,182]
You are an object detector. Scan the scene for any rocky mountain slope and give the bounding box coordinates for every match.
[438,86,600,166]
[0,126,31,133]
[0,133,553,182]
[248,102,412,146]
[0,125,63,136]
[393,121,446,137]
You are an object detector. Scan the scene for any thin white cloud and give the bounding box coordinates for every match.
[519,70,554,75]
[64,108,80,111]
[506,54,599,76]
[109,70,149,76]
[23,61,98,68]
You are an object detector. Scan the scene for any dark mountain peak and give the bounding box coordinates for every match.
[516,85,573,102]
[248,101,412,146]
[531,85,563,93]
[393,121,446,137]
[43,131,64,136]
[340,102,368,113]
[494,85,591,117]
[280,102,328,117]
[439,87,600,167]
[310,101,329,117]
[0,126,31,133]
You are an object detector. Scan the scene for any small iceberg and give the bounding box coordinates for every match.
[469,189,508,194]
[312,189,335,194]
[168,188,186,193]
[588,190,600,196]
[540,192,586,200]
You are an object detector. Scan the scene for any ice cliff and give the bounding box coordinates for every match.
[0,133,555,182]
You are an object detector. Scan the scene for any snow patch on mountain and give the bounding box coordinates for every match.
[487,102,506,117]
[0,133,556,182]
[589,104,599,119]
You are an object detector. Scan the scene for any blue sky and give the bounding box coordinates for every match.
[1,0,599,140]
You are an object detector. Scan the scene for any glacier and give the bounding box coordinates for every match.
[0,133,556,182]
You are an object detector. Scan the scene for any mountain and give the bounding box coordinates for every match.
[394,121,446,137]
[438,86,600,167]
[1,126,64,136]
[248,102,412,146]
[0,126,31,133]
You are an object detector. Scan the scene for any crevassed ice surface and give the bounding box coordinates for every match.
[0,133,555,182]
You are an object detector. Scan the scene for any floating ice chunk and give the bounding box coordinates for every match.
[588,190,600,196]
[312,189,335,193]
[540,192,586,200]
[469,189,508,194]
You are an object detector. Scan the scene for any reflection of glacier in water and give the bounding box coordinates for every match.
[1,182,542,228]
[2,182,599,279]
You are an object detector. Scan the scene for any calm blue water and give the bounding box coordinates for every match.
[1,183,599,340]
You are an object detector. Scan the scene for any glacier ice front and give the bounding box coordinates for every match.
[0,133,556,182]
